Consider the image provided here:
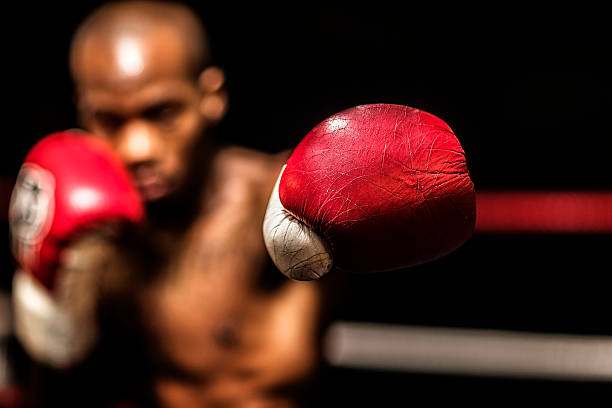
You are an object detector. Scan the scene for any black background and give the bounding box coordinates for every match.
[3,2,611,404]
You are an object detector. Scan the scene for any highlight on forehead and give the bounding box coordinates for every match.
[70,1,210,81]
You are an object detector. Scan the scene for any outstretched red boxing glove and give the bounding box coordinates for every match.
[263,104,475,280]
[8,130,144,368]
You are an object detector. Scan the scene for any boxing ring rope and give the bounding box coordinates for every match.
[475,191,612,234]
[324,322,612,381]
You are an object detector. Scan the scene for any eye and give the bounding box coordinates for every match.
[93,111,125,133]
[142,102,185,126]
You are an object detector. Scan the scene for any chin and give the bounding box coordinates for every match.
[140,173,201,223]
[142,183,182,209]
[137,178,172,203]
[142,189,168,203]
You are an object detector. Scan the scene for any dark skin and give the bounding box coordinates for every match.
[68,2,340,407]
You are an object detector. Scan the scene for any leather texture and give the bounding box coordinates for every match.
[278,104,475,274]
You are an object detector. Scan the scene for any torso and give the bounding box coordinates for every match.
[140,147,329,407]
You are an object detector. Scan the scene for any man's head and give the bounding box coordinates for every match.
[70,1,227,202]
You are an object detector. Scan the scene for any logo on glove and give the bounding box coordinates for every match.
[9,163,56,272]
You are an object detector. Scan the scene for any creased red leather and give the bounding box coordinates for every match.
[279,104,475,273]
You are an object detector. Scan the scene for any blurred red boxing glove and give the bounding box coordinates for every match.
[263,104,475,280]
[8,130,144,368]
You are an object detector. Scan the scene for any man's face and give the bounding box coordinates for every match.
[72,28,207,202]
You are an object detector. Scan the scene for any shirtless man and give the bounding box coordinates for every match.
[68,2,332,406]
[11,2,474,406]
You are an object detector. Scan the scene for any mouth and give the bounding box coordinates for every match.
[131,166,168,201]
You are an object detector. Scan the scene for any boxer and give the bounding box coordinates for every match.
[67,3,333,406]
[13,1,475,407]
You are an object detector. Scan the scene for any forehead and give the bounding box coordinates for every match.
[73,25,194,94]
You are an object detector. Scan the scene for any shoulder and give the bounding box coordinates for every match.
[213,146,288,183]
[209,146,289,207]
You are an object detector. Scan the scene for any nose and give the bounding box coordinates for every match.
[115,121,161,167]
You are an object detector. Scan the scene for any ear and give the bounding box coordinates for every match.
[198,66,228,124]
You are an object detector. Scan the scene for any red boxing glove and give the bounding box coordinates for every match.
[8,130,144,368]
[263,104,475,280]
[9,130,143,289]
